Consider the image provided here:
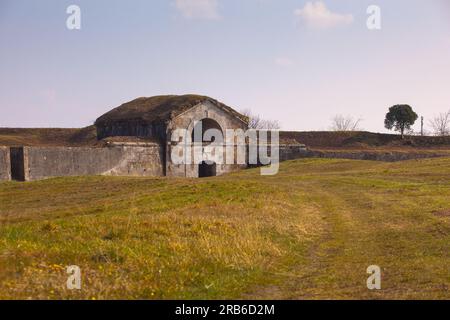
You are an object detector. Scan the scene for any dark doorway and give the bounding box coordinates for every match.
[10,147,25,181]
[199,161,216,178]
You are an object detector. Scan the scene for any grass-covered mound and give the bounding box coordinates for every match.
[0,126,97,147]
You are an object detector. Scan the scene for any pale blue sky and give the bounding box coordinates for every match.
[1,0,449,132]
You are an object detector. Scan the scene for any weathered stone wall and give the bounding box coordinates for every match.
[254,145,446,165]
[277,148,448,162]
[21,143,164,181]
[0,147,11,181]
[96,120,166,141]
[279,144,309,162]
[305,150,446,162]
[245,144,308,169]
[166,101,248,177]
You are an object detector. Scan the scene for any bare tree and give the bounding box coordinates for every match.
[263,119,281,130]
[429,110,450,136]
[241,109,281,130]
[242,110,262,129]
[330,114,362,131]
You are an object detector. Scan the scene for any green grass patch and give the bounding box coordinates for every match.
[0,158,449,299]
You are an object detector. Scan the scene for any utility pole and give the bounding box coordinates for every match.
[421,116,424,136]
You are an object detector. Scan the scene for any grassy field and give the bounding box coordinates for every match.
[0,158,449,300]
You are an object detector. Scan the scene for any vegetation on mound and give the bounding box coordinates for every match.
[1,126,449,149]
[95,95,248,126]
[280,131,450,148]
[0,126,97,147]
[0,158,449,299]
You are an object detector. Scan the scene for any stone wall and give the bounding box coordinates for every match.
[7,138,444,182]
[254,144,446,165]
[96,120,166,141]
[166,101,249,178]
[0,147,11,181]
[18,143,164,181]
[305,150,446,162]
[279,144,309,162]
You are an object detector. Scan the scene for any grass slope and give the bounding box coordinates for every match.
[0,158,449,299]
[0,126,97,147]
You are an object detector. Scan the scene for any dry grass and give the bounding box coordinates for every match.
[0,127,97,147]
[0,158,449,299]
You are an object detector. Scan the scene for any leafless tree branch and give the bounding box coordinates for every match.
[241,109,281,130]
[330,114,363,132]
[429,110,450,136]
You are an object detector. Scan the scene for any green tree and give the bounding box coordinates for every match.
[384,105,418,139]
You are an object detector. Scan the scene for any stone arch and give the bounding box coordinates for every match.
[191,118,224,143]
[165,101,239,178]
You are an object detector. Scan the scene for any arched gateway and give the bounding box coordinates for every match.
[192,118,223,178]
